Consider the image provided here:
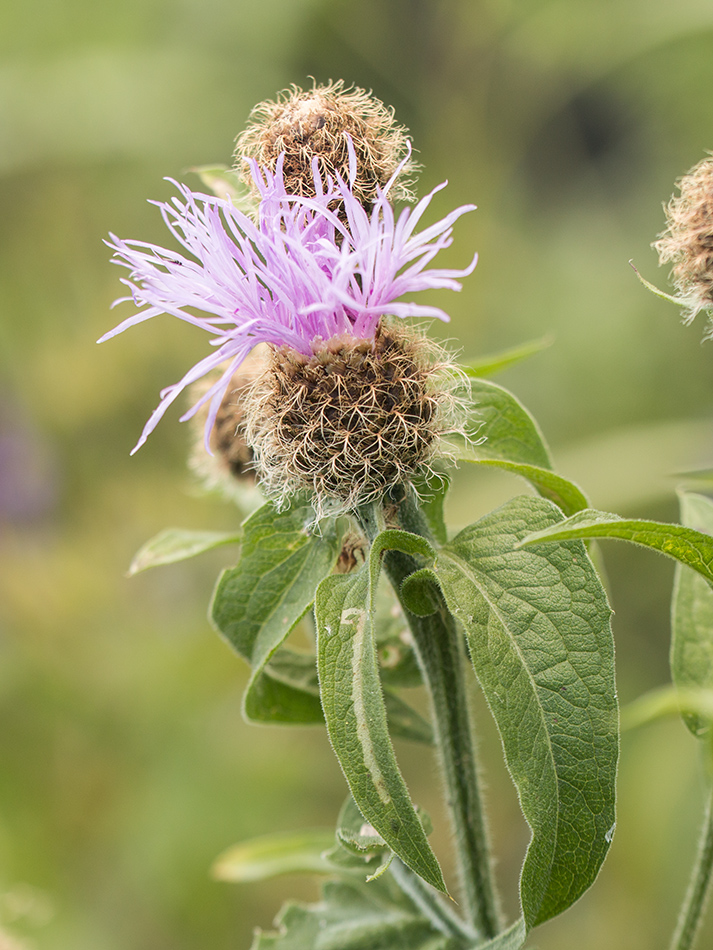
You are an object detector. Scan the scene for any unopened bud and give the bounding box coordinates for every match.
[188,347,267,497]
[234,81,416,209]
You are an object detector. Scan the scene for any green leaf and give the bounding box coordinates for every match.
[463,335,553,378]
[629,260,686,307]
[433,495,617,928]
[416,472,450,545]
[243,648,323,725]
[400,568,441,617]
[210,500,343,723]
[127,527,242,575]
[251,879,459,950]
[456,457,589,517]
[336,795,389,856]
[383,691,434,745]
[254,647,433,742]
[375,586,422,689]
[467,378,552,469]
[672,492,713,736]
[621,685,713,733]
[189,163,254,209]
[518,508,713,587]
[315,529,446,894]
[212,829,336,882]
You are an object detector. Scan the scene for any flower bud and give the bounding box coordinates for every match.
[234,81,416,209]
[188,348,267,497]
[654,155,713,326]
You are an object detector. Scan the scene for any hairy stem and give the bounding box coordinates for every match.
[390,858,479,944]
[670,787,713,950]
[358,494,501,937]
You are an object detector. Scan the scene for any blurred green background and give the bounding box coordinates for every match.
[3,0,713,947]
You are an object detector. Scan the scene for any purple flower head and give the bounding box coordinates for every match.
[101,141,477,454]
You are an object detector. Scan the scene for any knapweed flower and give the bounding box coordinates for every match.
[101,144,476,512]
[234,81,417,210]
[654,155,713,332]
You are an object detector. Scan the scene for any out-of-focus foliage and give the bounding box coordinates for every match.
[2,0,713,947]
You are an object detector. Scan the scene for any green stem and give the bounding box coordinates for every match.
[390,858,478,944]
[358,494,501,938]
[670,787,713,950]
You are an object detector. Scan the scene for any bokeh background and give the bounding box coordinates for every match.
[3,0,713,947]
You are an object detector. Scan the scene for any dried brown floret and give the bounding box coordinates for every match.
[234,81,417,211]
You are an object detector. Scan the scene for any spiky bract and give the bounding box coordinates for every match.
[244,325,464,515]
[234,81,416,209]
[654,156,713,329]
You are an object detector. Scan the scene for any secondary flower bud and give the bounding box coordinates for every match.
[654,155,713,327]
[188,347,267,495]
[234,81,416,209]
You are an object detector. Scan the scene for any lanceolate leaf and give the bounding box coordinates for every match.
[463,335,553,378]
[672,492,713,736]
[457,457,589,517]
[315,530,446,894]
[468,378,552,469]
[433,495,617,928]
[246,647,433,742]
[212,829,336,882]
[128,527,242,575]
[210,500,343,723]
[519,508,713,587]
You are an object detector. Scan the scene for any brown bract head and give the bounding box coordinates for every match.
[234,81,417,210]
[188,347,268,496]
[654,156,713,321]
[243,324,464,516]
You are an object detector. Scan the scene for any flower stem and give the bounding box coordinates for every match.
[390,857,479,944]
[670,786,713,950]
[358,494,501,938]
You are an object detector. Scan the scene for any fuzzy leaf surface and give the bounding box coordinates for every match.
[433,495,617,928]
[251,879,458,950]
[457,457,588,517]
[250,647,433,742]
[468,378,552,469]
[315,530,446,893]
[519,508,713,587]
[128,527,242,575]
[210,500,342,723]
[672,492,713,736]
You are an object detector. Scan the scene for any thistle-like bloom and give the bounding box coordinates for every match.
[102,147,477,456]
[654,155,713,331]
